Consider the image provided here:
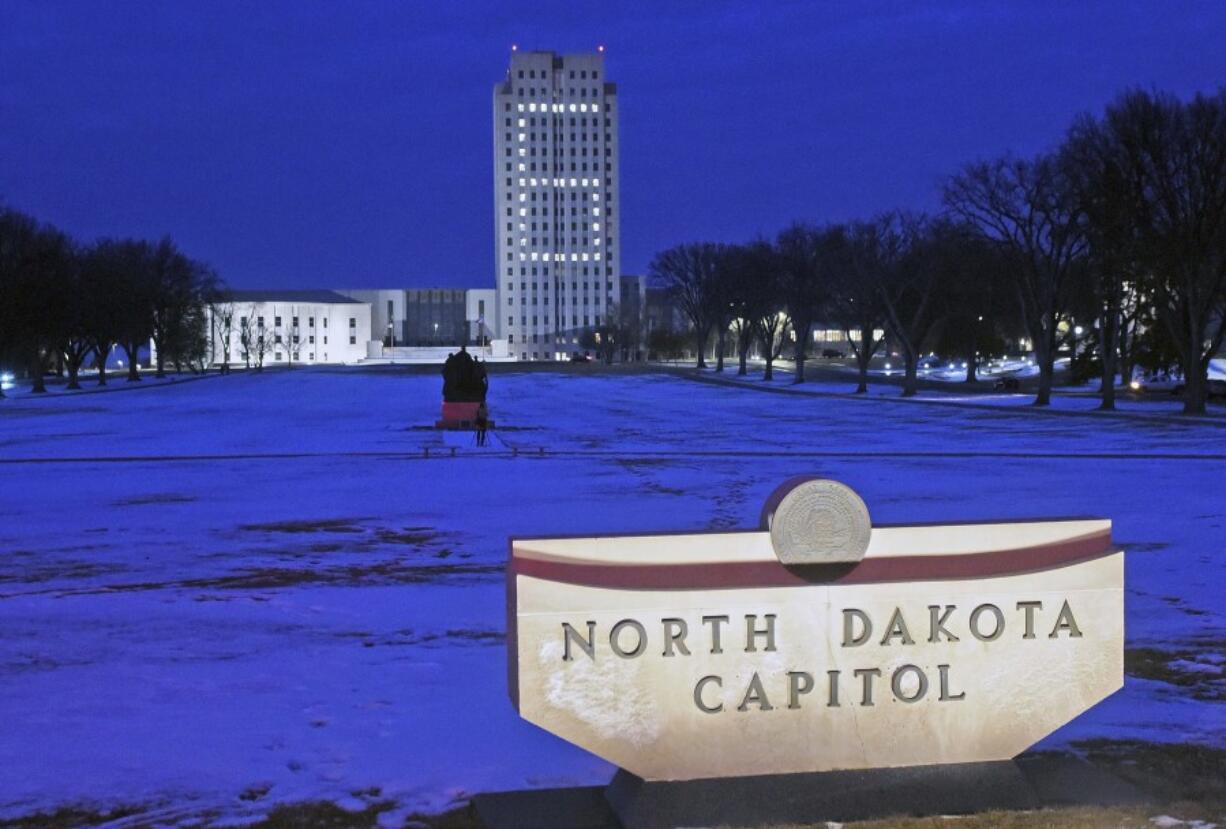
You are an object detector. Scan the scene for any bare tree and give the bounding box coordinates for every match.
[945,154,1089,405]
[0,209,41,397]
[879,214,960,397]
[830,221,888,394]
[209,298,236,372]
[746,245,789,381]
[240,306,274,370]
[649,243,723,368]
[0,212,75,393]
[775,224,833,383]
[78,241,131,386]
[60,252,94,391]
[1087,90,1226,414]
[931,230,1015,384]
[109,240,156,382]
[1062,110,1146,410]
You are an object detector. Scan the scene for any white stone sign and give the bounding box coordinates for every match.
[507,479,1124,782]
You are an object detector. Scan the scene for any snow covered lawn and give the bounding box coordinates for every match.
[0,367,1223,824]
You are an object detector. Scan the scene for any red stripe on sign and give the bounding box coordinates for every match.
[511,530,1113,590]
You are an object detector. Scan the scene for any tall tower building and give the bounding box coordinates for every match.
[493,49,620,361]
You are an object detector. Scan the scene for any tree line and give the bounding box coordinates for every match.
[0,208,222,396]
[650,88,1226,414]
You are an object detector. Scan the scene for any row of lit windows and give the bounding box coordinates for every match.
[507,208,602,220]
[510,281,615,292]
[507,162,613,175]
[516,68,599,81]
[513,235,602,246]
[237,316,356,329]
[510,134,612,146]
[505,178,607,189]
[509,102,605,113]
[515,149,608,159]
[507,117,611,129]
[511,207,603,219]
[507,251,606,262]
[224,332,332,345]
[510,189,609,202]
[513,142,609,154]
[234,350,325,362]
[506,221,601,231]
[515,89,602,102]
[506,265,616,277]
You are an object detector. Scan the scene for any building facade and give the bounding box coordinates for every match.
[208,290,371,366]
[336,289,407,345]
[493,49,620,361]
[466,288,498,344]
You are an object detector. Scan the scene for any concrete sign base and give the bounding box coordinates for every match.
[471,755,1149,829]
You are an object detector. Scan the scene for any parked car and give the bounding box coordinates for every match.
[570,352,591,363]
[821,348,844,359]
[1129,373,1180,393]
[993,377,1021,391]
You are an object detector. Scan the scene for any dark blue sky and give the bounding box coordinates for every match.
[2,1,1224,289]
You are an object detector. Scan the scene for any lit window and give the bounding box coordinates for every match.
[517,118,525,127]
[592,223,600,230]
[593,207,601,216]
[517,104,524,112]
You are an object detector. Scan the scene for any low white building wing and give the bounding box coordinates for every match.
[208,290,372,367]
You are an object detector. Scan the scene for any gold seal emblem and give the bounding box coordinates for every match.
[764,478,871,565]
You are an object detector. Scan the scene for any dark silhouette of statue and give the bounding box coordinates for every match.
[442,346,488,403]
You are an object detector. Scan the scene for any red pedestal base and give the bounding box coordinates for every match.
[436,401,491,430]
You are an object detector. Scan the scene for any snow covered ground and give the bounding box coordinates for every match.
[0,367,1223,824]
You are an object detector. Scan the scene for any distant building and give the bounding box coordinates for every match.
[335,288,501,349]
[336,289,407,345]
[494,49,620,361]
[207,290,371,366]
[402,288,467,346]
[619,274,646,326]
[644,285,687,336]
[466,289,498,344]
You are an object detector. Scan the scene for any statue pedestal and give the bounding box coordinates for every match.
[435,401,492,430]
